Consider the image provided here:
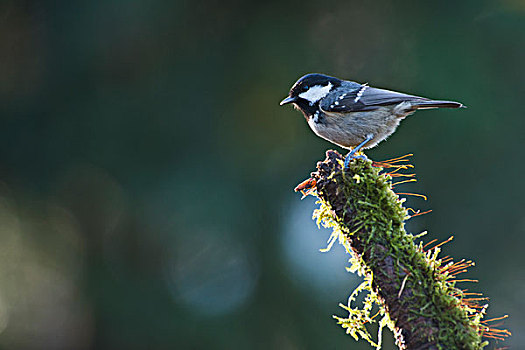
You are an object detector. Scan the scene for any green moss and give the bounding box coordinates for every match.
[310,154,491,349]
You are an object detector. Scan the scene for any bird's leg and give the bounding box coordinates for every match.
[344,134,374,168]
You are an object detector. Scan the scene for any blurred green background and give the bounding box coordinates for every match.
[0,1,524,349]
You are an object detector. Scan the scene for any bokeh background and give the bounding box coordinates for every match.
[0,1,524,349]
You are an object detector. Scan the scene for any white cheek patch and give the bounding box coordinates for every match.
[299,82,333,105]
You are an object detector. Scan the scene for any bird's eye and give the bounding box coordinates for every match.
[303,85,309,91]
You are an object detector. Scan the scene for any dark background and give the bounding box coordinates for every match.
[0,1,523,349]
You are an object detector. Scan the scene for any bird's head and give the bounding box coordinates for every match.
[280,73,341,116]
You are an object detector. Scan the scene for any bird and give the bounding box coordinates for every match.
[280,73,464,168]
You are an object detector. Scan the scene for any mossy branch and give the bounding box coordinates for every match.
[297,150,509,350]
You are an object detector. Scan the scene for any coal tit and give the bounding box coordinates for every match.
[280,73,464,167]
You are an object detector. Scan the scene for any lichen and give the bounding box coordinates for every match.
[299,150,509,349]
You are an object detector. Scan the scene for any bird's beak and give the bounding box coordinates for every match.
[280,96,297,106]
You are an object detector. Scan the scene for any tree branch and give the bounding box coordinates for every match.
[301,150,505,349]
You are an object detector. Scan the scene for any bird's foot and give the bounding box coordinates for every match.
[343,134,374,169]
[344,152,368,168]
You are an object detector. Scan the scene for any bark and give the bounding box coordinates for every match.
[309,150,483,350]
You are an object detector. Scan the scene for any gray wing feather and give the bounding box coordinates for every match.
[321,86,429,113]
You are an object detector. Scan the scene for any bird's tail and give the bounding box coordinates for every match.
[412,100,465,110]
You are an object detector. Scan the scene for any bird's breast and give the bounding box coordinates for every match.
[307,111,362,149]
[306,109,402,149]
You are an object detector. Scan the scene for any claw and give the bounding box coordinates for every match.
[344,153,368,168]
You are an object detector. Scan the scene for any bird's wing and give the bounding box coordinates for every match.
[321,85,429,113]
